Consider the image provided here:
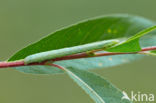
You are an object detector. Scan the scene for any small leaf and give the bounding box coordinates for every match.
[151,50,156,53]
[147,50,156,56]
[107,26,156,52]
[65,67,132,103]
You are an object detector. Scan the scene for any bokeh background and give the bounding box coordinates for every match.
[0,0,156,103]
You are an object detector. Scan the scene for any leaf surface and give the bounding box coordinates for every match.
[65,67,132,103]
[107,26,156,52]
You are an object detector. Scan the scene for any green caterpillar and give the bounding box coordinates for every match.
[24,40,119,64]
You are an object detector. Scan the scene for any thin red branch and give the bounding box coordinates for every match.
[52,46,156,61]
[0,60,64,70]
[0,61,25,68]
[52,52,130,61]
[142,46,156,51]
[0,46,156,68]
[47,64,65,70]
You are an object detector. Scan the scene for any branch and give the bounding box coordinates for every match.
[0,46,156,68]
[52,46,156,61]
[0,61,25,68]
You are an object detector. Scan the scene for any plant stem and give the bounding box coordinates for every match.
[52,46,156,61]
[0,46,156,68]
[141,46,156,51]
[0,61,25,68]
[47,64,65,70]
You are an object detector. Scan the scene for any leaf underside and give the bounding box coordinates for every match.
[66,67,132,103]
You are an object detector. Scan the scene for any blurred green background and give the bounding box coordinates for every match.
[0,0,156,103]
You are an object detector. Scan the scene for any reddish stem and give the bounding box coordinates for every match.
[47,64,65,70]
[142,46,156,51]
[52,46,156,61]
[52,52,130,61]
[0,46,156,68]
[0,61,25,68]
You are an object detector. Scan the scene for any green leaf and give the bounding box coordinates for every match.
[151,50,156,53]
[147,50,156,56]
[107,26,156,52]
[65,67,132,103]
[9,14,156,74]
[13,65,64,74]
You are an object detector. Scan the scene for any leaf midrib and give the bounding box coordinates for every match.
[65,68,105,103]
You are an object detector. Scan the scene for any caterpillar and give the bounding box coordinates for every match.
[24,39,119,64]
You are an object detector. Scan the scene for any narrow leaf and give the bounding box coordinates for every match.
[107,25,156,52]
[147,50,156,56]
[151,50,156,54]
[65,67,132,103]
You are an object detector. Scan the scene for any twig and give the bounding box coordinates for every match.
[0,46,156,69]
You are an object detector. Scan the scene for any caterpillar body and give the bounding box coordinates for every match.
[24,40,119,64]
